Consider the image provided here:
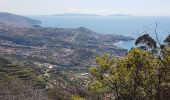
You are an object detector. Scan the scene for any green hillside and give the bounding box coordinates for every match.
[0,57,48,88]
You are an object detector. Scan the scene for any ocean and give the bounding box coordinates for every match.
[29,16,170,50]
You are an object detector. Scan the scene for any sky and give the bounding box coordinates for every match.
[0,0,170,16]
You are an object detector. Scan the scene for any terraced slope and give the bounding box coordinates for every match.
[0,57,47,88]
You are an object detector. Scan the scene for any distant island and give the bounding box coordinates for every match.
[52,13,101,16]
[39,13,133,17]
[109,14,133,16]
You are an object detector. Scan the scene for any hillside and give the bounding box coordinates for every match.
[0,57,50,88]
[0,12,134,71]
[0,12,41,27]
[0,57,87,100]
[0,12,135,100]
[0,24,133,71]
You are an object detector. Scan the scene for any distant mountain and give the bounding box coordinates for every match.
[51,13,132,17]
[109,14,133,16]
[52,13,101,16]
[0,12,41,27]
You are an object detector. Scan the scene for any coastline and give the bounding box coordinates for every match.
[114,39,136,50]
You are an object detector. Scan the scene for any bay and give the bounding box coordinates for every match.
[29,16,170,50]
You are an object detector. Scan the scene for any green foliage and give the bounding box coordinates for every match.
[70,95,86,100]
[164,34,170,46]
[135,34,157,49]
[0,57,48,89]
[89,34,170,100]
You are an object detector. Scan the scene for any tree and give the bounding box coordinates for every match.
[135,34,157,49]
[89,34,170,100]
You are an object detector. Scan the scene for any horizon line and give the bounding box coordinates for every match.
[1,11,170,17]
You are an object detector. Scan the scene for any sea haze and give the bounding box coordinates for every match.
[29,15,170,50]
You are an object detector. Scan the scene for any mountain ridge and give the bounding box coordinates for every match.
[0,12,41,27]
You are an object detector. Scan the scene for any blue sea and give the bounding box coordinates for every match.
[30,16,170,50]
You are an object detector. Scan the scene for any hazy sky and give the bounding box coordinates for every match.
[0,0,170,16]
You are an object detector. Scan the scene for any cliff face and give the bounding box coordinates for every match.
[0,12,133,69]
